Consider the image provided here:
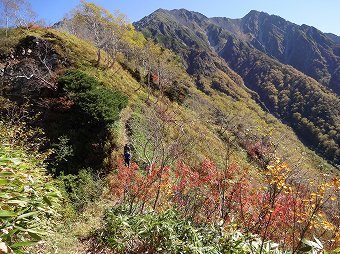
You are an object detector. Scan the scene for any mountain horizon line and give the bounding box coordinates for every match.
[139,8,340,38]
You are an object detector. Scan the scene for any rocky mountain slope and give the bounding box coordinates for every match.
[136,9,340,93]
[135,8,340,165]
[211,10,340,93]
[325,33,340,44]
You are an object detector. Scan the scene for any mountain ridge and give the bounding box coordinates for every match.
[138,9,340,94]
[135,8,340,165]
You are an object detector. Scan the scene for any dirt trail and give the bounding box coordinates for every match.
[117,106,133,150]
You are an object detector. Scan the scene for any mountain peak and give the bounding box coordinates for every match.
[247,10,268,15]
[136,7,340,94]
[150,8,169,16]
[168,8,208,22]
[244,10,270,19]
[243,9,288,24]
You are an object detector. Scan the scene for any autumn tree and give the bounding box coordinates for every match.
[61,1,131,67]
[0,0,35,36]
[72,1,115,66]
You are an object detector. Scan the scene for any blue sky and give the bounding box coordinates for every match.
[30,0,340,35]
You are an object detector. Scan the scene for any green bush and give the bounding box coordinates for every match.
[50,135,74,166]
[74,87,126,124]
[58,169,104,211]
[164,80,190,104]
[59,69,128,126]
[46,70,128,175]
[58,69,97,93]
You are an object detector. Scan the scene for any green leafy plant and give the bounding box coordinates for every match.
[102,207,220,253]
[298,237,340,254]
[100,206,284,254]
[51,135,74,165]
[0,145,61,253]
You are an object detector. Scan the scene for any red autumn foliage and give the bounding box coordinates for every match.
[109,157,339,250]
[172,160,219,220]
[109,159,170,212]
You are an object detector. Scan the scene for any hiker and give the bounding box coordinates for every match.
[124,144,131,167]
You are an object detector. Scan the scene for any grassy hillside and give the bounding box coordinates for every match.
[0,4,339,253]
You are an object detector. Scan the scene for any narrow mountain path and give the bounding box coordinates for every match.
[74,107,134,254]
[117,106,133,149]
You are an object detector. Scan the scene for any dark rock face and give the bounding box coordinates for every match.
[134,8,340,165]
[1,35,69,101]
